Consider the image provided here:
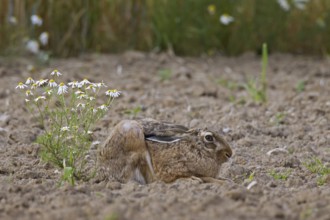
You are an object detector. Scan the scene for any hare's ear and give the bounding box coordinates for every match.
[145,135,182,143]
[187,128,200,135]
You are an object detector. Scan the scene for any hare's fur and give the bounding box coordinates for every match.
[98,119,232,184]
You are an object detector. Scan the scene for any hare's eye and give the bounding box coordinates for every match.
[204,134,214,142]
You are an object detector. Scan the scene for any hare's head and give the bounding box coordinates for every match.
[193,129,233,164]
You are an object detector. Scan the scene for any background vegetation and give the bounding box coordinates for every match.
[1,0,330,57]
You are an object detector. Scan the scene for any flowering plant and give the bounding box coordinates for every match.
[16,70,120,183]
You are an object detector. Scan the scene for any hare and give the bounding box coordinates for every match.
[97,118,232,184]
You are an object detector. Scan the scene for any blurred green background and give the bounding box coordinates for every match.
[1,0,329,57]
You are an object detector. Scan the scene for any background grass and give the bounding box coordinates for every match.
[1,0,330,57]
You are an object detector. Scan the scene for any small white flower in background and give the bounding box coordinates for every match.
[50,69,62,77]
[98,104,108,111]
[220,14,234,25]
[36,79,48,86]
[60,126,70,132]
[92,108,98,113]
[30,14,43,26]
[39,32,49,46]
[25,77,34,85]
[105,89,121,98]
[25,99,30,102]
[293,0,309,10]
[16,82,28,89]
[25,90,33,97]
[8,16,17,25]
[89,97,95,101]
[58,82,68,95]
[80,79,91,86]
[34,96,46,102]
[26,40,39,54]
[87,130,93,135]
[277,0,290,11]
[69,81,80,88]
[48,79,57,87]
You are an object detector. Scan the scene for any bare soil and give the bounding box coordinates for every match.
[0,52,329,220]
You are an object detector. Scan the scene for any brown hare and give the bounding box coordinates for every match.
[97,118,232,184]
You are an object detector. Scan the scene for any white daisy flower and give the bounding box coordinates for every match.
[36,79,48,86]
[50,69,62,77]
[25,77,34,85]
[60,126,70,132]
[44,89,53,95]
[30,15,43,26]
[25,99,30,102]
[105,89,121,98]
[98,104,108,111]
[77,94,88,99]
[87,130,93,134]
[25,90,33,96]
[68,81,80,88]
[39,32,49,46]
[89,97,95,101]
[80,79,91,86]
[16,82,28,89]
[26,40,39,54]
[86,84,96,93]
[220,14,234,25]
[31,83,38,90]
[34,96,46,102]
[48,79,57,87]
[94,82,107,88]
[57,82,68,95]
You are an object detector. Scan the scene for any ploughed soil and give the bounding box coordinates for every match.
[0,52,329,220]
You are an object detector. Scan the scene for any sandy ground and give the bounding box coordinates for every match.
[0,52,329,220]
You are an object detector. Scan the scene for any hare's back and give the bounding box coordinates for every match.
[137,118,189,137]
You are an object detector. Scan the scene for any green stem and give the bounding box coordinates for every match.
[261,43,268,102]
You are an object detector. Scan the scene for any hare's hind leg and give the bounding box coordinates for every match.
[98,120,152,183]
